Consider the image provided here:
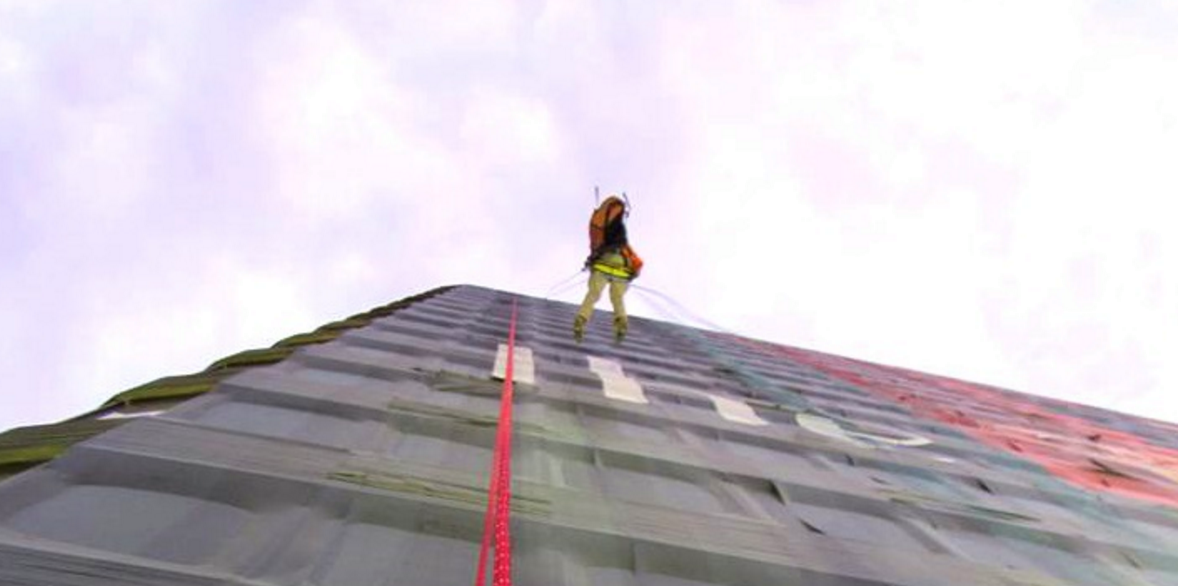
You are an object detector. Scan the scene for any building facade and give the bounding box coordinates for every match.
[1,284,1177,585]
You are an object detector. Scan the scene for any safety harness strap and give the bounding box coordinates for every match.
[591,262,633,279]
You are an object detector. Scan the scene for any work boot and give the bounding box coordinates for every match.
[573,315,586,343]
[613,316,628,343]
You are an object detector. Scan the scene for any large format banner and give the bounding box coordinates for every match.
[766,341,1178,509]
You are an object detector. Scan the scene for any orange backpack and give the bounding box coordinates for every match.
[588,196,643,278]
[588,196,627,254]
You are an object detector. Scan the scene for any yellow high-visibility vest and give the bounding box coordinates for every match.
[590,251,633,280]
[592,262,633,279]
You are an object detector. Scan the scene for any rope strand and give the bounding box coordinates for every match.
[631,284,736,335]
[475,300,518,586]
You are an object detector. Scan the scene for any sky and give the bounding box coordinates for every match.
[2,0,1177,433]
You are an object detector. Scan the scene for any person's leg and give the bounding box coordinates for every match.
[609,278,629,341]
[575,271,607,340]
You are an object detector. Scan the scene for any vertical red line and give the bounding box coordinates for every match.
[475,300,518,586]
[493,301,517,586]
[474,429,500,586]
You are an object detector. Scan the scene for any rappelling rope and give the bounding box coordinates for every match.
[630,284,736,335]
[635,285,941,444]
[632,285,816,413]
[474,300,518,586]
[541,270,587,300]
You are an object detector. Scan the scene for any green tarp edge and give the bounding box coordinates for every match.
[0,285,457,477]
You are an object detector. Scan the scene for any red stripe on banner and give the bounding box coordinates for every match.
[475,300,517,586]
[731,334,1178,509]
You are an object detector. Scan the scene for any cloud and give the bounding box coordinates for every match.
[632,0,1178,422]
[2,0,1178,434]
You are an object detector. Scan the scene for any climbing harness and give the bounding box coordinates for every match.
[590,262,634,280]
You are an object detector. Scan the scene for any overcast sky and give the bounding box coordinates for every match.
[2,1,1177,433]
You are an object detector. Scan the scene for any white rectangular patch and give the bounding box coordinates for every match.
[98,409,166,421]
[709,394,768,426]
[492,344,536,385]
[587,356,648,404]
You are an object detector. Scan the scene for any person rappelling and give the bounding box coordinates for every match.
[574,192,644,343]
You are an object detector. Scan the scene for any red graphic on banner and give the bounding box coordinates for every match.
[729,336,1178,510]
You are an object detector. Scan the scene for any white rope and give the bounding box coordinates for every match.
[631,284,736,334]
[542,270,587,300]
